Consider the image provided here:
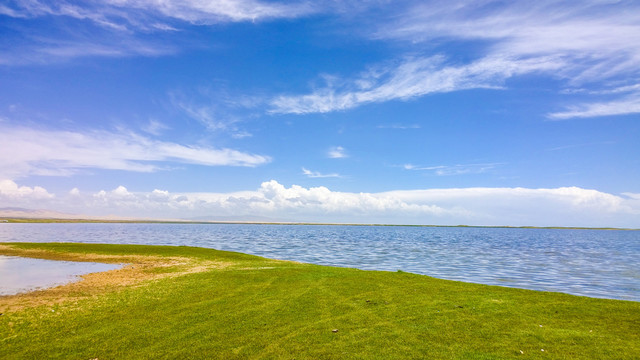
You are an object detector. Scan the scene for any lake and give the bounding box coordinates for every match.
[0,223,638,301]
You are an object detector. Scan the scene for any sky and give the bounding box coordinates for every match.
[1,0,639,227]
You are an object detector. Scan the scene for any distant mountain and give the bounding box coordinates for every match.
[0,208,286,223]
[0,207,131,220]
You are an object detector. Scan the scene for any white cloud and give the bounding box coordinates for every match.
[379,1,640,80]
[270,55,563,114]
[622,192,640,201]
[269,1,640,117]
[169,89,262,136]
[65,180,452,222]
[0,179,54,200]
[327,146,347,159]
[0,34,178,66]
[0,1,128,30]
[1,0,319,27]
[142,119,169,135]
[302,168,342,178]
[382,1,640,118]
[404,163,501,176]
[0,126,270,178]
[231,131,253,139]
[2,180,639,228]
[380,186,640,227]
[112,0,317,24]
[0,0,326,64]
[545,141,615,152]
[172,99,235,131]
[548,92,640,119]
[0,179,58,215]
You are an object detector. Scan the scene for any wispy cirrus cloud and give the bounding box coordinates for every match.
[0,32,178,65]
[270,1,640,118]
[545,141,615,152]
[169,88,260,137]
[270,55,562,114]
[378,1,640,82]
[382,1,640,119]
[0,126,270,179]
[548,92,640,120]
[141,119,170,136]
[404,163,501,176]
[173,100,235,132]
[0,0,319,29]
[114,0,317,24]
[302,168,342,178]
[0,0,327,64]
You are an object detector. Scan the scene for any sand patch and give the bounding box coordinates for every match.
[0,245,231,312]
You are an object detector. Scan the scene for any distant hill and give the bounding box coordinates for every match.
[0,207,131,221]
[0,208,285,223]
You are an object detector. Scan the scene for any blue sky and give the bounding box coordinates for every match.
[1,0,639,227]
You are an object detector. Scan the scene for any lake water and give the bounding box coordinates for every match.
[0,255,120,295]
[0,223,638,301]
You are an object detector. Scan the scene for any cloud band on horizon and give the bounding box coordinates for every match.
[1,179,638,228]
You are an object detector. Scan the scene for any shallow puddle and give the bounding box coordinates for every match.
[0,255,121,295]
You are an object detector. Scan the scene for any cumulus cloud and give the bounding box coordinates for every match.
[0,179,54,200]
[327,146,347,159]
[0,126,270,178]
[0,179,57,213]
[2,179,639,227]
[75,180,453,223]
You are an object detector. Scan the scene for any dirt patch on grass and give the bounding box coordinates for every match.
[0,245,231,312]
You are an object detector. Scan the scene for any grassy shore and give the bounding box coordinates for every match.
[1,243,639,359]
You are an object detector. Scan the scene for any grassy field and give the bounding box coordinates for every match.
[1,242,639,359]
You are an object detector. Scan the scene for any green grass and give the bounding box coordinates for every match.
[1,243,639,359]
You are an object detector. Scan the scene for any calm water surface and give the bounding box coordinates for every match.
[0,255,120,295]
[0,223,638,301]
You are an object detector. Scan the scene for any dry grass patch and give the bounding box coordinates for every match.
[0,244,232,312]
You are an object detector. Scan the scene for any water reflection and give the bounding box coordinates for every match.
[0,255,120,295]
